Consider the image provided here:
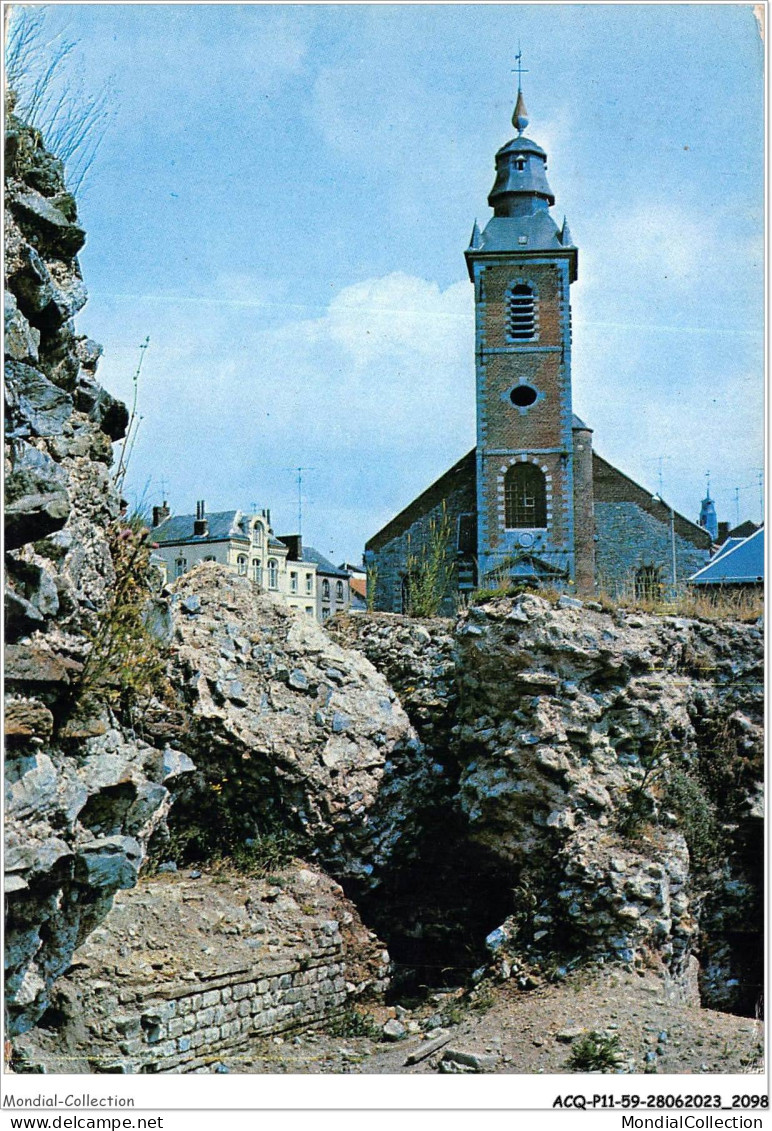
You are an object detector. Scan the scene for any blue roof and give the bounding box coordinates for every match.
[302,546,349,578]
[710,537,743,563]
[689,527,764,585]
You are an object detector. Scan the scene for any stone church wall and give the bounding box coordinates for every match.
[595,500,709,595]
[367,453,476,614]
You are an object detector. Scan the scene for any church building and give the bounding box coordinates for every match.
[365,83,711,612]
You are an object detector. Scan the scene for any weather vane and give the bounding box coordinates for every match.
[512,43,529,92]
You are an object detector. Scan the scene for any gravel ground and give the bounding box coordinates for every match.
[226,966,763,1076]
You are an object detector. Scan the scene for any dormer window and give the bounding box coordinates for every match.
[507,283,537,340]
[251,522,263,547]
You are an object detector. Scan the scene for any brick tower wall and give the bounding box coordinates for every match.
[475,258,575,581]
[572,424,596,595]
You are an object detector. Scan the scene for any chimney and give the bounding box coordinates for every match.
[280,534,302,561]
[152,501,170,527]
[193,499,208,537]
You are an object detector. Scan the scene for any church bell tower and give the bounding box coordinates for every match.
[466,74,580,587]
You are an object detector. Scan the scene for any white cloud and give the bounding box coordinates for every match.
[87,271,477,558]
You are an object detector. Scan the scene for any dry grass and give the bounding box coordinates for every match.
[599,584,763,623]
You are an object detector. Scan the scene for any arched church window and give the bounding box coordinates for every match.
[504,464,547,529]
[336,580,344,601]
[507,283,537,340]
[634,564,662,602]
[322,579,330,600]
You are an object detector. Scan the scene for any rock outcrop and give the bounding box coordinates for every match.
[332,597,763,1013]
[156,565,424,884]
[4,104,176,1037]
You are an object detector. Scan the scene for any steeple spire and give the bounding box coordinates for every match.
[512,89,529,135]
[511,46,530,134]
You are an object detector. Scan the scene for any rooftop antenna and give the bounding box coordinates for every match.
[159,475,169,503]
[284,467,316,535]
[704,470,711,500]
[756,469,764,524]
[734,486,741,526]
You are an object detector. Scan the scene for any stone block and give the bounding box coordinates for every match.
[202,989,220,1008]
[196,1007,215,1027]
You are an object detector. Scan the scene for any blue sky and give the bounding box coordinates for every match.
[14,4,764,562]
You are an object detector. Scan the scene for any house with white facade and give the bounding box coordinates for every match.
[150,502,355,621]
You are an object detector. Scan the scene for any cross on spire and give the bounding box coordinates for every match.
[512,44,529,92]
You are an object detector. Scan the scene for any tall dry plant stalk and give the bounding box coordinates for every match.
[5,6,115,193]
[404,502,455,617]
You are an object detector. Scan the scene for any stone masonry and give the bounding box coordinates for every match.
[13,867,391,1074]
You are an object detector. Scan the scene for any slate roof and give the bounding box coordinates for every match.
[592,452,711,550]
[302,546,350,578]
[710,537,743,564]
[689,527,764,586]
[153,510,249,546]
[366,445,709,555]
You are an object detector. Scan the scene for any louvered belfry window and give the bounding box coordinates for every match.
[507,283,536,340]
[504,464,547,528]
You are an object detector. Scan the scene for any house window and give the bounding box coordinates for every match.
[507,283,536,340]
[322,607,331,621]
[305,573,313,594]
[252,560,262,586]
[251,523,263,547]
[290,571,298,594]
[504,464,547,529]
[203,555,215,562]
[635,565,663,601]
[322,579,330,600]
[336,580,344,601]
[237,554,247,576]
[268,559,278,589]
[309,606,317,617]
[174,557,187,578]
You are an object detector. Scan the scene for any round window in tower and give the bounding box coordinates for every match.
[510,384,538,408]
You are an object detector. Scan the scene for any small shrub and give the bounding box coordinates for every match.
[441,1004,465,1026]
[663,768,723,871]
[617,741,668,839]
[325,1009,382,1040]
[70,515,169,718]
[567,1031,624,1072]
[365,563,378,612]
[405,503,455,617]
[470,989,495,1013]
